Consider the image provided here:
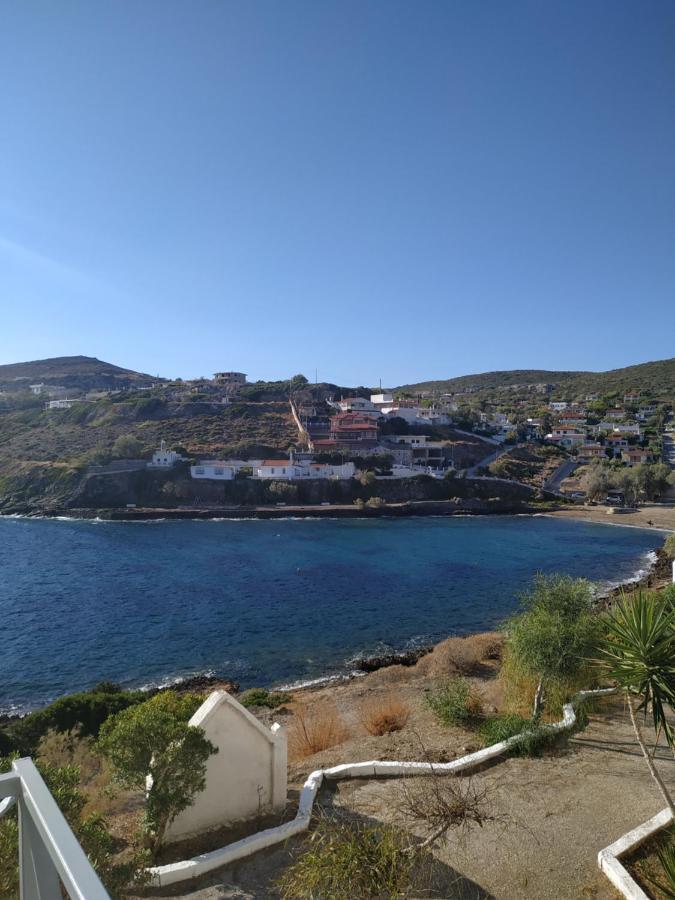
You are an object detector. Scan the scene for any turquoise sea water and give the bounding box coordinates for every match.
[0,515,663,714]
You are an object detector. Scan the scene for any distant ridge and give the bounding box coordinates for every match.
[0,355,160,391]
[397,357,675,399]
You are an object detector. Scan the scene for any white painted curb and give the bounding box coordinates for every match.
[146,686,615,886]
[598,807,673,900]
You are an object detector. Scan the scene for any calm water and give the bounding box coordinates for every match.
[0,515,662,714]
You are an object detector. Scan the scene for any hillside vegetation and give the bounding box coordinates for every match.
[399,357,675,401]
[0,355,159,392]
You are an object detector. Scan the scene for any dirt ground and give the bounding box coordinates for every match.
[148,695,675,900]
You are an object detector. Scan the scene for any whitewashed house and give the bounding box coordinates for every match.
[370,392,395,409]
[46,398,86,410]
[164,691,287,843]
[337,397,379,415]
[255,457,355,480]
[147,440,184,468]
[191,462,236,480]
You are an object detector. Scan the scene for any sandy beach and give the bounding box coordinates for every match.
[546,501,675,532]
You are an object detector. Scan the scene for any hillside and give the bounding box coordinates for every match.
[0,355,160,392]
[399,357,675,400]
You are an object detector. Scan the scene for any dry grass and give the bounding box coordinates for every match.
[360,694,410,736]
[416,632,503,679]
[36,729,143,826]
[288,703,349,760]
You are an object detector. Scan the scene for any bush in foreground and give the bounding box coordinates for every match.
[98,691,217,855]
[425,677,484,727]
[478,713,557,757]
[503,573,600,720]
[276,817,426,899]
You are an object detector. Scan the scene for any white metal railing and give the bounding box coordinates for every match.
[0,757,110,899]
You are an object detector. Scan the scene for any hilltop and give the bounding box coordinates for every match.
[398,357,675,400]
[0,355,160,392]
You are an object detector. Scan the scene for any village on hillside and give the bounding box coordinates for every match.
[1,360,673,511]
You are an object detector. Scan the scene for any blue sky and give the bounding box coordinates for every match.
[1,1,674,386]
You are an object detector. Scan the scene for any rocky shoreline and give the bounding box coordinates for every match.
[10,497,554,520]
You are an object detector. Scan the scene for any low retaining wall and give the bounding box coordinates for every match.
[148,687,615,887]
[598,808,673,900]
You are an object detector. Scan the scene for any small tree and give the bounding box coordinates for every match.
[504,574,599,720]
[111,433,144,459]
[596,590,675,815]
[98,692,216,855]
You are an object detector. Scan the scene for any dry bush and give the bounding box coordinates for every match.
[360,694,410,736]
[289,704,349,759]
[396,773,498,848]
[37,729,113,814]
[417,632,503,679]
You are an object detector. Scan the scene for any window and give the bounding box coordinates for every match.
[195,467,204,475]
[214,468,224,475]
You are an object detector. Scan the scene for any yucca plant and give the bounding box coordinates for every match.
[649,839,675,899]
[596,590,675,815]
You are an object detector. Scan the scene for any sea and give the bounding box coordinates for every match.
[0,514,663,715]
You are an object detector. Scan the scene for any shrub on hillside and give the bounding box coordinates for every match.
[425,677,484,727]
[239,688,292,709]
[665,534,675,559]
[360,694,410,736]
[288,704,348,759]
[9,688,146,755]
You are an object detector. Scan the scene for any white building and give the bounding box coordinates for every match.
[255,458,355,480]
[597,422,641,436]
[337,397,379,415]
[380,406,427,425]
[46,398,85,410]
[370,393,395,409]
[382,435,446,467]
[30,383,45,395]
[546,428,586,448]
[148,440,184,468]
[549,401,569,411]
[164,691,286,843]
[191,462,236,480]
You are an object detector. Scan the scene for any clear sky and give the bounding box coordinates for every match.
[1,1,674,386]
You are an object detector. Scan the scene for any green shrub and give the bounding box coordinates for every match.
[425,677,484,727]
[276,817,427,899]
[478,713,557,758]
[98,691,216,855]
[665,534,675,559]
[503,573,600,719]
[9,688,146,755]
[239,688,292,709]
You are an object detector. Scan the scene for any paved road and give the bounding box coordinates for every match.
[544,457,580,492]
[465,443,514,476]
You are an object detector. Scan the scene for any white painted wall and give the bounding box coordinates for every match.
[164,691,287,843]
